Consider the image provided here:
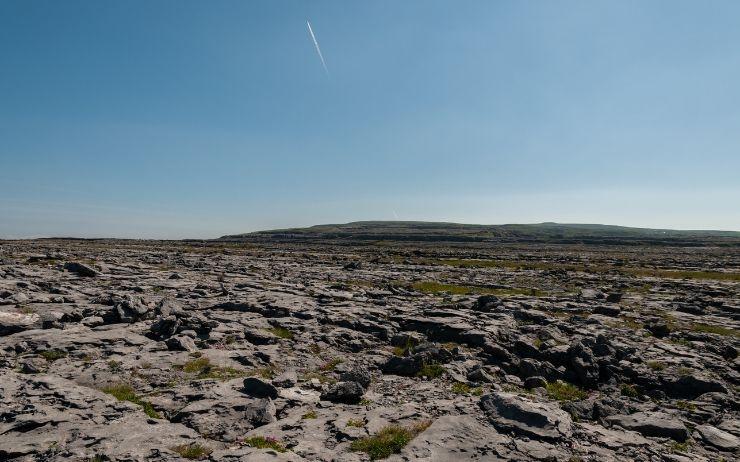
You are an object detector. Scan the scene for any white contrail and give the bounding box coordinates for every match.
[306,20,329,77]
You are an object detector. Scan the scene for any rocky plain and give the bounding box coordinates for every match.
[1,223,738,461]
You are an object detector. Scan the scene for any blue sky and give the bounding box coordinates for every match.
[1,0,738,238]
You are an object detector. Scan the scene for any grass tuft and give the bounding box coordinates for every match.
[545,381,587,402]
[170,443,212,460]
[101,383,161,419]
[350,421,432,460]
[646,360,665,371]
[300,371,337,384]
[675,400,696,411]
[176,356,247,380]
[347,418,365,427]
[39,349,67,362]
[451,382,483,396]
[620,383,639,398]
[416,362,445,379]
[267,326,294,340]
[689,323,739,338]
[243,436,287,452]
[319,358,343,371]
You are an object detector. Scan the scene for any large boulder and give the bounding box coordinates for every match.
[320,381,365,404]
[479,392,573,440]
[339,366,372,389]
[473,295,501,312]
[243,377,279,399]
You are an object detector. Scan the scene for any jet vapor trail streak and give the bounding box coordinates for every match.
[306,20,329,77]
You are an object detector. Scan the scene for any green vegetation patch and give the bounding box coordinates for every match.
[18,305,36,314]
[101,383,161,419]
[417,362,445,379]
[170,443,212,460]
[675,400,696,411]
[39,349,68,362]
[689,323,739,338]
[546,381,587,402]
[626,268,740,282]
[300,371,337,384]
[646,360,666,371]
[347,418,365,427]
[620,383,639,398]
[301,410,317,419]
[416,362,445,379]
[319,358,343,371]
[266,326,294,340]
[350,421,432,460]
[243,436,287,452]
[410,281,544,297]
[251,365,279,379]
[176,357,247,380]
[430,258,740,282]
[451,382,483,396]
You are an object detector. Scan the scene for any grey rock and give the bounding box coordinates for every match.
[320,381,365,404]
[606,412,688,441]
[63,261,99,277]
[523,376,548,389]
[666,374,728,399]
[165,334,197,352]
[473,294,501,312]
[243,377,279,399]
[0,311,40,336]
[467,366,494,383]
[695,424,739,451]
[479,392,573,440]
[580,289,605,300]
[593,305,621,316]
[272,370,298,388]
[605,293,623,303]
[244,328,278,345]
[339,366,371,389]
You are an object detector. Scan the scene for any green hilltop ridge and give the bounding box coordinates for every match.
[219,221,740,245]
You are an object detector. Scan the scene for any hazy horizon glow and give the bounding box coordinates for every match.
[2,1,739,238]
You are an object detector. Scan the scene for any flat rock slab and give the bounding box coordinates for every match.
[606,412,688,442]
[695,424,739,451]
[479,392,573,441]
[388,415,509,461]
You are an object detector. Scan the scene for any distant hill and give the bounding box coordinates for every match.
[219,221,740,246]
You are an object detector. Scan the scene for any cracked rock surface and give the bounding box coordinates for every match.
[0,237,738,461]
